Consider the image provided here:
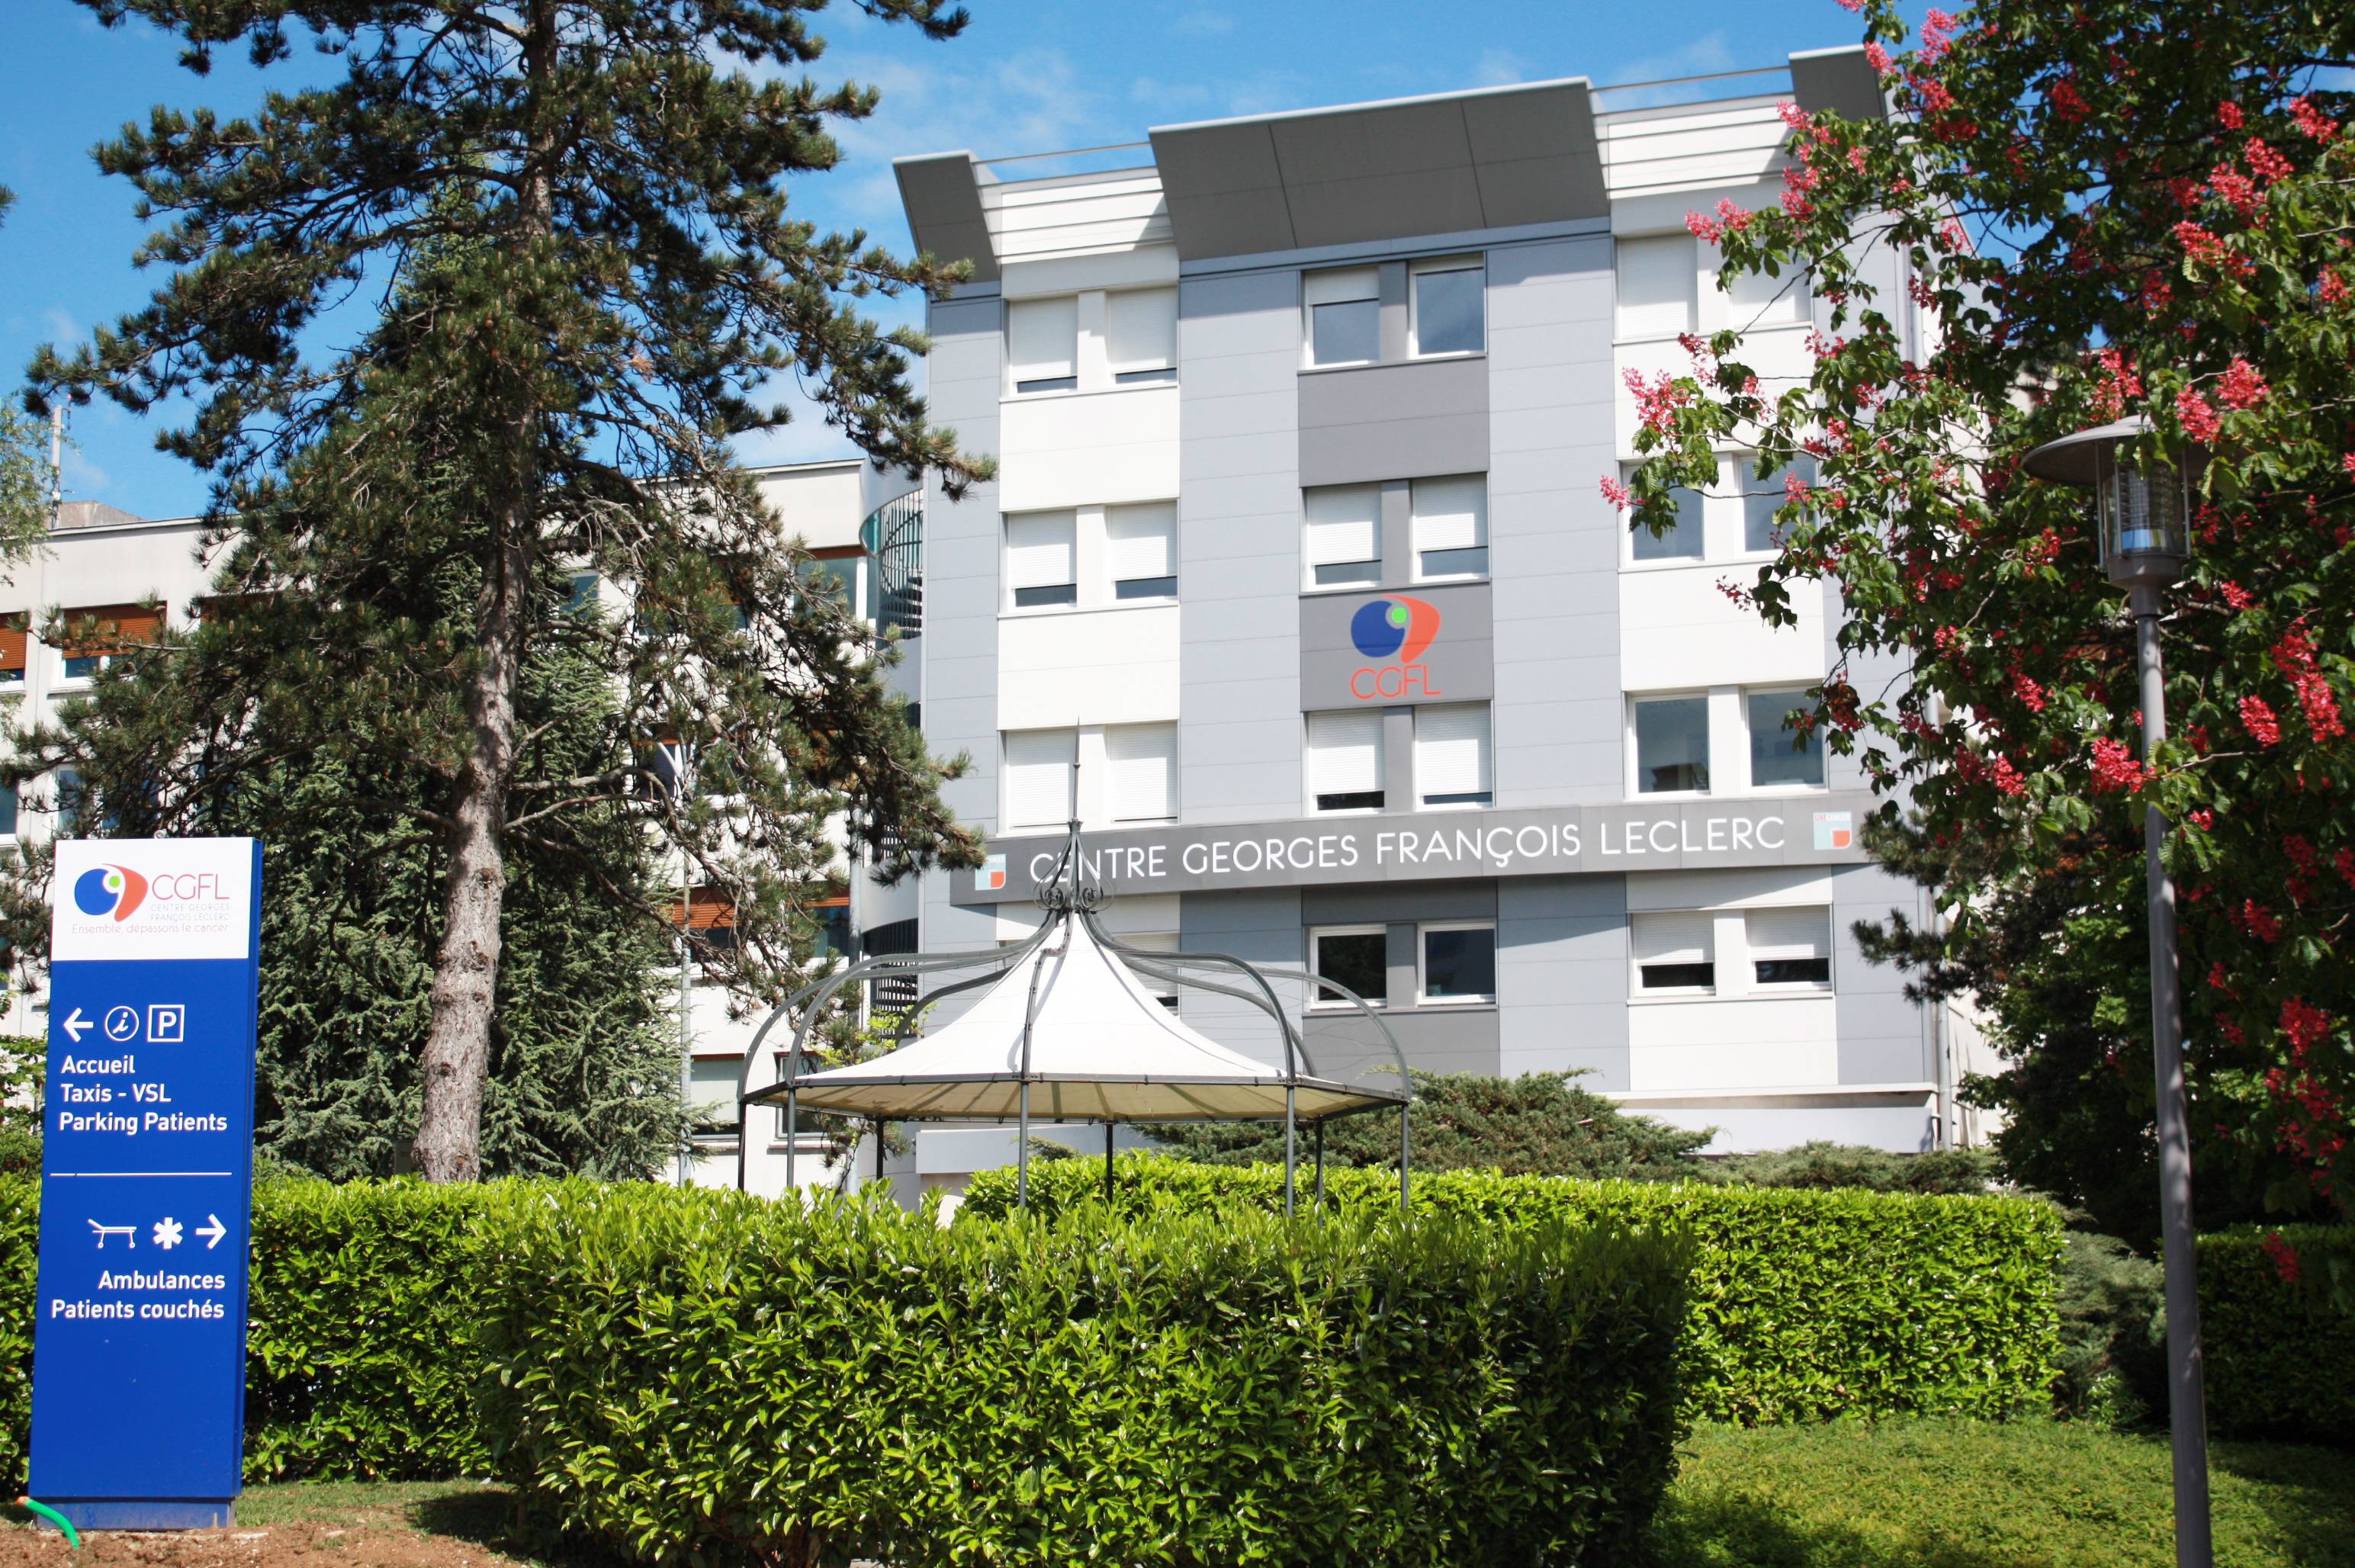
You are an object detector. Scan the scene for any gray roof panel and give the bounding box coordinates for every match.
[893,152,999,283]
[1789,46,1888,124]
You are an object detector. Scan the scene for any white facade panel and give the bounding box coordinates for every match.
[1618,564,1825,692]
[998,386,1181,511]
[998,605,1181,729]
[1627,995,1840,1091]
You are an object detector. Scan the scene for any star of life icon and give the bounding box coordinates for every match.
[153,1217,185,1251]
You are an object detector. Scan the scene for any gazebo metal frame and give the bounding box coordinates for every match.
[732,831,1413,1213]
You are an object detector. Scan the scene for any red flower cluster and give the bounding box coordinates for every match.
[2219,581,2254,610]
[2260,1232,2301,1285]
[2177,387,2221,443]
[1865,41,1892,75]
[2089,737,2144,793]
[2218,357,2270,409]
[2289,96,2340,143]
[2173,222,2253,279]
[1623,369,1693,435]
[2048,76,2088,122]
[2216,101,2245,130]
[2090,347,2141,420]
[2244,137,2295,185]
[2206,163,2260,217]
[1598,475,1631,510]
[2239,899,2283,943]
[2011,670,2046,712]
[2241,694,2282,747]
[1920,8,1957,62]
[2282,998,2334,1052]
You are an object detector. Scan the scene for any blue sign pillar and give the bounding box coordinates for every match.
[30,839,262,1531]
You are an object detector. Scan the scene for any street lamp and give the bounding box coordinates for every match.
[2023,414,2209,1568]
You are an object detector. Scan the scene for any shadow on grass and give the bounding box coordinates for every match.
[1645,1490,2060,1568]
[410,1490,632,1568]
[2212,1441,2355,1568]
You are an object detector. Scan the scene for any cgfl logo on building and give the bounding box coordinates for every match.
[1347,595,1443,700]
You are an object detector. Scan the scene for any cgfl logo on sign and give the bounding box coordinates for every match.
[1347,595,1443,700]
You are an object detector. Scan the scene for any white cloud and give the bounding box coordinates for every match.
[1473,49,1527,88]
[1168,10,1235,38]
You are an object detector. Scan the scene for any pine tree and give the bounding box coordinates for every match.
[1,189,58,561]
[27,3,989,1180]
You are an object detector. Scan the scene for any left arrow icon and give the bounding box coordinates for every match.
[196,1214,227,1250]
[62,1007,91,1043]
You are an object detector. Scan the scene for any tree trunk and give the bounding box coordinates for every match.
[410,0,554,1183]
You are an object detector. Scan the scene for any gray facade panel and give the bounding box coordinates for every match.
[1486,236,1620,809]
[1300,580,1493,708]
[1181,270,1306,831]
[1499,874,1630,1088]
[1833,862,1929,1084]
[1178,887,1305,1064]
[1297,356,1491,487]
[1303,878,1497,925]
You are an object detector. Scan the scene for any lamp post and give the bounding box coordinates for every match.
[2024,415,2210,1568]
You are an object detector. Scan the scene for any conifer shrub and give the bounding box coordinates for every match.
[475,1181,1694,1566]
[964,1154,2064,1424]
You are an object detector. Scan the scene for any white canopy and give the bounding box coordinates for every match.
[773,913,1403,1123]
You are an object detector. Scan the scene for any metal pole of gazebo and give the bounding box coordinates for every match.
[1104,1121,1115,1205]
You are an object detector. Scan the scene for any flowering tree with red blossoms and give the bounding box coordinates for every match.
[1617,0,2354,1238]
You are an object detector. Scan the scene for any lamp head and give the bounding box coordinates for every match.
[2022,414,2195,589]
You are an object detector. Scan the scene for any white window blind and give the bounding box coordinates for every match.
[1303,266,1378,307]
[1105,722,1178,823]
[1004,512,1076,592]
[1107,288,1178,372]
[1105,503,1176,582]
[1415,704,1492,805]
[1616,233,1698,339]
[1003,729,1075,831]
[1748,906,1833,986]
[1304,484,1380,567]
[1007,296,1078,386]
[1631,911,1715,991]
[1730,257,1809,326]
[1411,474,1487,551]
[1306,710,1383,801]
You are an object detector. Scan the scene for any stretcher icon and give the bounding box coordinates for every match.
[87,1220,137,1249]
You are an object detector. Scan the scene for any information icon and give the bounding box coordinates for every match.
[104,1006,140,1043]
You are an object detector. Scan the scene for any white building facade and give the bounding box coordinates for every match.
[845,47,1994,1175]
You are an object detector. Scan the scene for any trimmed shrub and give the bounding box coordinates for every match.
[476,1181,1693,1567]
[0,1177,35,1488]
[965,1154,2064,1424]
[2199,1226,2355,1444]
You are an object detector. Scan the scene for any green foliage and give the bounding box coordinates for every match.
[0,1175,34,1489]
[1651,1418,2355,1568]
[1619,3,2355,1219]
[0,1037,41,1176]
[2049,1226,2165,1426]
[1719,1140,1997,1196]
[0,401,52,567]
[1147,1069,1715,1178]
[2199,1226,2355,1444]
[245,1179,500,1480]
[477,1180,1692,1568]
[965,1155,2064,1425]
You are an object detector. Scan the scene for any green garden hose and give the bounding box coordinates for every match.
[20,1498,79,1548]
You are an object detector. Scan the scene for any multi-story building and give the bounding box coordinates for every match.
[833,44,1997,1184]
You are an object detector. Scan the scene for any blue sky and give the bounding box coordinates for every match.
[0,0,1878,519]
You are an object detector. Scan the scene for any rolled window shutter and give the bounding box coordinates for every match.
[0,614,25,676]
[1004,512,1076,591]
[1107,288,1177,371]
[1105,503,1176,581]
[1007,297,1077,381]
[1415,704,1491,798]
[59,602,165,656]
[1616,233,1698,337]
[1304,266,1378,306]
[1632,912,1714,966]
[1105,722,1177,822]
[1411,474,1486,553]
[1004,729,1075,830]
[1306,710,1382,796]
[1746,905,1831,961]
[1303,485,1380,567]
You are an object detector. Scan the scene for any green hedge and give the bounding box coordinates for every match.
[2199,1226,2355,1444]
[965,1155,2065,1425]
[477,1181,1693,1566]
[0,1178,35,1489]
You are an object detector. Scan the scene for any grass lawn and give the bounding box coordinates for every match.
[8,1419,2341,1567]
[1653,1419,2355,1568]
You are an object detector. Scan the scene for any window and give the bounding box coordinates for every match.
[1306,709,1383,812]
[1743,455,1814,553]
[1411,257,1484,355]
[1304,267,1379,367]
[57,603,163,680]
[800,553,859,607]
[1749,906,1833,988]
[1632,912,1714,993]
[1634,696,1710,794]
[1421,923,1496,1004]
[1303,484,1381,588]
[1412,474,1487,580]
[1124,930,1183,1010]
[1106,502,1178,601]
[1729,255,1811,327]
[1003,728,1075,832]
[0,783,15,837]
[1310,925,1387,1007]
[0,613,27,686]
[676,887,740,961]
[1105,722,1178,824]
[1107,288,1178,384]
[1746,688,1825,789]
[53,767,82,837]
[814,901,853,962]
[1415,703,1492,808]
[1623,463,1704,561]
[1616,233,1698,339]
[1007,296,1078,394]
[1004,511,1078,609]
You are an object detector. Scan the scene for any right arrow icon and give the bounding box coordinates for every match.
[195,1214,227,1250]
